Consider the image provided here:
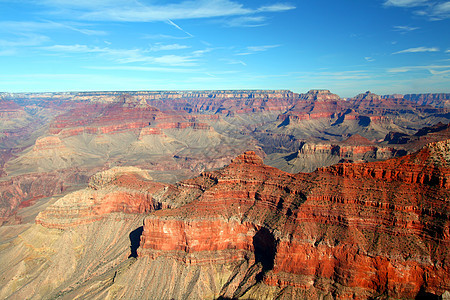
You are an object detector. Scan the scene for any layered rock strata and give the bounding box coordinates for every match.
[36,167,172,229]
[136,146,450,299]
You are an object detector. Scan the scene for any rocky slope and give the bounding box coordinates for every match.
[401,93,450,108]
[265,134,405,173]
[1,141,449,299]
[273,90,450,142]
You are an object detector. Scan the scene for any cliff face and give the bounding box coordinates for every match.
[0,168,96,225]
[403,93,450,108]
[264,134,404,174]
[35,167,172,229]
[135,146,450,299]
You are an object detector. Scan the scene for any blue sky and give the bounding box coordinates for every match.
[0,0,449,97]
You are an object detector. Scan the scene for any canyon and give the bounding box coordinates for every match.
[1,89,450,299]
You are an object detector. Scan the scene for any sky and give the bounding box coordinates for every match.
[0,0,449,97]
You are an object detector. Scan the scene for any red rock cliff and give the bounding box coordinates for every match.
[137,146,450,299]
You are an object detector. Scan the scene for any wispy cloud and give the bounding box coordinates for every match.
[149,43,190,51]
[257,3,296,12]
[24,0,295,23]
[43,44,102,53]
[384,0,450,20]
[248,45,281,52]
[393,46,439,54]
[166,19,194,37]
[81,0,253,21]
[143,34,191,40]
[0,20,106,36]
[393,25,419,33]
[151,55,196,66]
[48,21,107,36]
[0,49,16,56]
[427,1,450,20]
[236,44,281,55]
[85,66,197,73]
[384,0,428,7]
[192,48,213,57]
[309,70,372,80]
[0,33,49,47]
[221,58,247,66]
[42,44,199,66]
[365,57,375,62]
[387,64,450,73]
[225,16,267,27]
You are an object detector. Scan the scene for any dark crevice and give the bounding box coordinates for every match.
[128,226,143,258]
[253,227,277,282]
[415,287,440,300]
[358,116,371,127]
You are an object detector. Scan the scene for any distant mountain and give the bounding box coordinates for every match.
[382,92,450,108]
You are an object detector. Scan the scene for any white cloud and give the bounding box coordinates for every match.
[43,44,102,53]
[384,0,450,20]
[225,16,267,27]
[143,34,190,40]
[166,19,194,37]
[149,44,190,51]
[257,3,296,12]
[236,45,280,55]
[365,57,375,62]
[36,0,128,9]
[86,66,197,73]
[393,46,439,54]
[0,33,49,47]
[428,1,450,19]
[42,44,198,66]
[247,45,281,52]
[0,20,106,36]
[393,25,419,33]
[310,71,371,80]
[221,58,247,66]
[22,0,295,23]
[429,69,450,75]
[152,55,197,66]
[81,0,253,21]
[191,48,213,57]
[387,64,450,73]
[384,0,428,7]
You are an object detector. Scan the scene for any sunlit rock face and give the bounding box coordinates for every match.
[36,167,171,229]
[134,146,450,299]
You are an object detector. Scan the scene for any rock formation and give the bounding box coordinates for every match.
[403,93,450,108]
[2,142,445,299]
[131,147,450,298]
[36,167,172,229]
